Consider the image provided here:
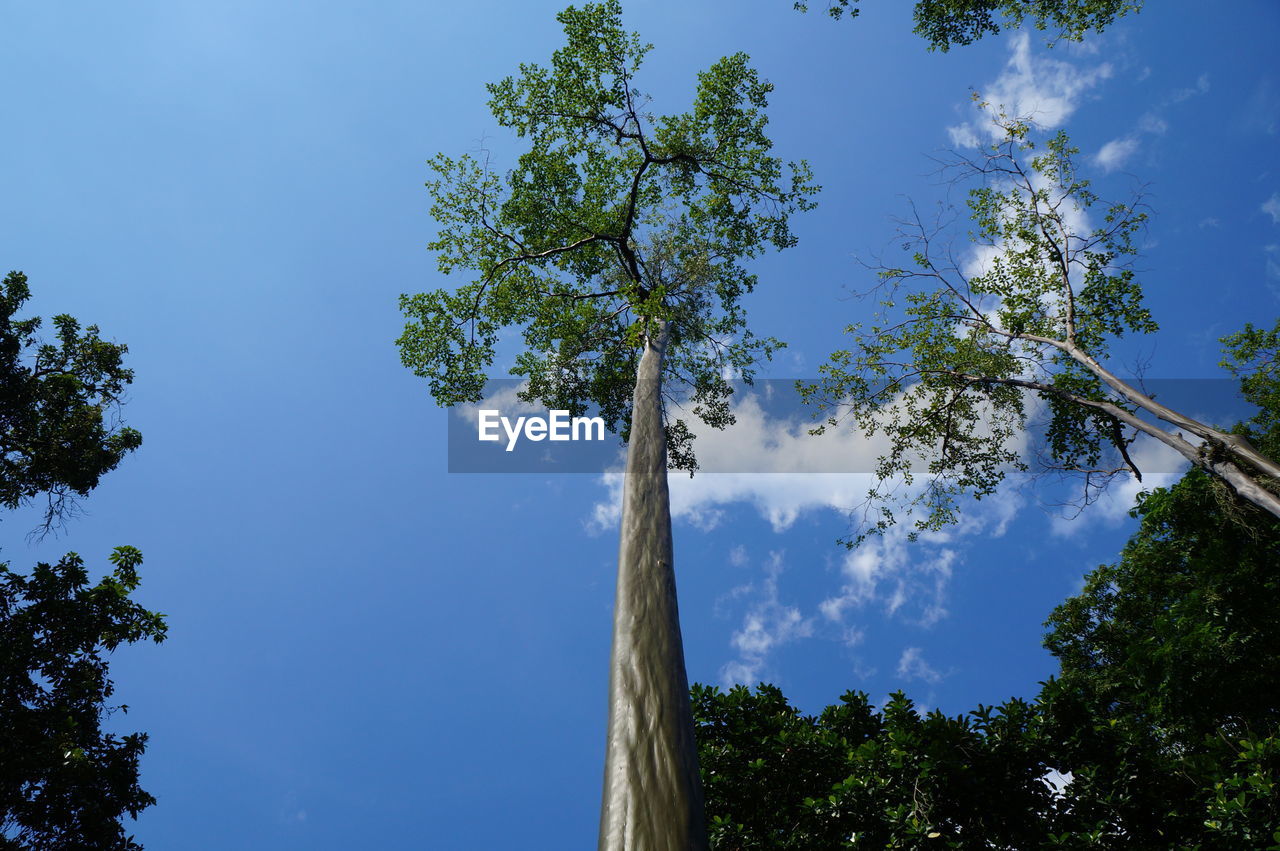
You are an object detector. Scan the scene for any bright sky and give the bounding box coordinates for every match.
[3,1,1278,847]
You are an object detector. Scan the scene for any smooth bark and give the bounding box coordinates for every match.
[599,320,708,850]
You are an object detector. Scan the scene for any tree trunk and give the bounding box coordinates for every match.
[599,320,708,851]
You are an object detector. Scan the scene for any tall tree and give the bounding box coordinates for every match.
[791,0,1142,51]
[0,270,163,849]
[396,3,816,846]
[802,119,1280,545]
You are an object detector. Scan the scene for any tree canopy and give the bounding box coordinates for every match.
[397,0,817,469]
[0,271,141,534]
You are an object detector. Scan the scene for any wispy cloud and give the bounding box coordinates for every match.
[1261,194,1280,298]
[896,646,945,685]
[948,31,1113,147]
[1093,73,1209,173]
[1094,136,1141,173]
[818,488,1020,629]
[1170,73,1211,104]
[719,551,814,687]
[1263,193,1280,225]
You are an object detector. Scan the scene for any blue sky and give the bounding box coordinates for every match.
[2,1,1278,847]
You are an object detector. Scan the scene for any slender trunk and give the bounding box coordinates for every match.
[599,320,708,851]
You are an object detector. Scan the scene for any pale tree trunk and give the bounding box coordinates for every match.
[599,319,709,851]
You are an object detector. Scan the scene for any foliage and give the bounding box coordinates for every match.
[792,0,1142,51]
[397,0,816,470]
[0,271,161,848]
[0,271,142,534]
[694,684,1056,849]
[1221,320,1280,441]
[801,119,1280,545]
[0,547,166,850]
[1036,402,1280,846]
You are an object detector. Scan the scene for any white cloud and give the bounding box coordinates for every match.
[818,486,1021,629]
[1094,136,1140,172]
[719,552,814,687]
[948,31,1113,146]
[1262,193,1280,225]
[946,123,982,150]
[587,389,912,533]
[896,647,944,684]
[821,531,956,627]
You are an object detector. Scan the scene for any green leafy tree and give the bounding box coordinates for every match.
[1036,354,1280,847]
[1,548,166,851]
[396,3,815,846]
[0,271,163,849]
[792,0,1142,51]
[802,118,1280,546]
[0,271,142,535]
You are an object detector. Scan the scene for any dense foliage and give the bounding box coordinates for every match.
[0,548,166,850]
[1036,348,1280,847]
[0,271,163,849]
[694,684,1055,848]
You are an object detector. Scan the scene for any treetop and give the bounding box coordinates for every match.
[399,1,817,469]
